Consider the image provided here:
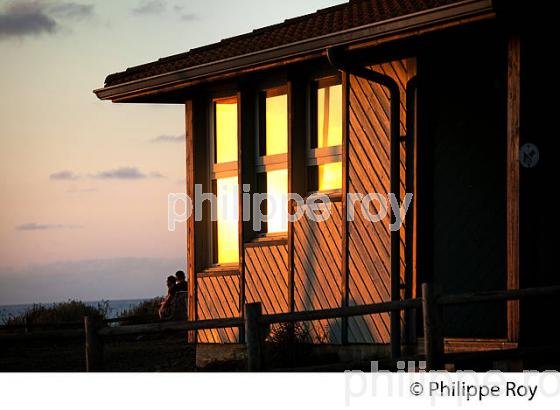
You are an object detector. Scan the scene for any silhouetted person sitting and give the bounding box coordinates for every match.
[175,270,188,292]
[174,270,188,320]
[158,275,177,320]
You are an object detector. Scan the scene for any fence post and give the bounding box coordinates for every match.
[245,303,263,372]
[421,283,444,370]
[24,316,32,334]
[84,316,104,372]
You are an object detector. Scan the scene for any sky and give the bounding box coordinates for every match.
[0,0,344,305]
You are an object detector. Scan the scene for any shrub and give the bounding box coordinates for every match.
[2,300,109,327]
[265,322,313,368]
[116,297,163,325]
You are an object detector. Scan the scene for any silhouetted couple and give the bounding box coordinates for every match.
[158,270,188,320]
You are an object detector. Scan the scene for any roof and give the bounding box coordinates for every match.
[96,0,495,101]
[105,0,467,87]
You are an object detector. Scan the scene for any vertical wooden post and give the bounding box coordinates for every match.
[238,84,257,344]
[421,283,444,370]
[389,74,402,362]
[24,316,32,334]
[340,71,350,345]
[237,89,246,343]
[185,99,198,344]
[287,71,307,315]
[506,34,521,343]
[84,316,104,372]
[245,302,263,372]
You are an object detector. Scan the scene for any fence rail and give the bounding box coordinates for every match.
[2,283,560,371]
[0,315,136,332]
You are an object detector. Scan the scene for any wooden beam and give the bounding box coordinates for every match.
[245,303,264,371]
[237,83,256,343]
[421,283,444,370]
[260,298,422,325]
[438,286,560,307]
[287,70,308,314]
[185,100,197,343]
[0,329,84,343]
[97,317,244,338]
[340,71,350,344]
[84,316,104,372]
[506,33,521,343]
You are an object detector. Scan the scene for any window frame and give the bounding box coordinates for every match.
[209,95,240,267]
[307,75,343,196]
[255,85,289,237]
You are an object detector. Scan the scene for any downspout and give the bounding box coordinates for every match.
[327,47,402,360]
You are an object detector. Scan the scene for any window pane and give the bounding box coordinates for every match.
[266,169,288,233]
[215,99,238,164]
[265,93,288,155]
[216,176,239,264]
[317,84,342,148]
[318,162,342,191]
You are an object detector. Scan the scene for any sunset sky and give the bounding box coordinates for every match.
[0,0,342,305]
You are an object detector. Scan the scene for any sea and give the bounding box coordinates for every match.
[0,299,148,324]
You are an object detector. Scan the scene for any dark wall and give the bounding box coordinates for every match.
[418,25,508,338]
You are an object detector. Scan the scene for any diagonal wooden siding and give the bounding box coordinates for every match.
[195,59,412,346]
[245,243,289,314]
[347,60,409,343]
[197,273,240,343]
[294,201,343,343]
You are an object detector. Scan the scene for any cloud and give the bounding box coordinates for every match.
[66,187,97,194]
[48,2,93,20]
[148,171,165,178]
[50,170,80,180]
[179,13,197,22]
[15,223,65,231]
[132,0,166,15]
[150,134,184,143]
[173,4,198,21]
[0,1,94,39]
[0,2,56,38]
[92,166,165,180]
[133,2,198,20]
[50,167,165,181]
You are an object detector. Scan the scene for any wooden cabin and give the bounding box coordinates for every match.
[95,0,555,358]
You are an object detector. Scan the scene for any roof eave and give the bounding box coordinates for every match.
[93,0,495,103]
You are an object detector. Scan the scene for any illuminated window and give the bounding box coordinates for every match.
[265,93,288,155]
[309,78,343,193]
[266,169,288,233]
[212,97,239,264]
[317,83,342,148]
[215,99,238,163]
[257,87,288,234]
[216,176,239,264]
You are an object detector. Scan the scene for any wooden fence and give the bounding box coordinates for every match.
[244,283,560,371]
[2,283,560,371]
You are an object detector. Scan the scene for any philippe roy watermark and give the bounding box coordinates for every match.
[167,183,413,231]
[345,361,560,406]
